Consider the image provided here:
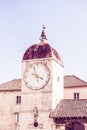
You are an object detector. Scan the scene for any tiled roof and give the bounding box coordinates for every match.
[64,75,87,87]
[49,99,87,118]
[0,75,87,91]
[0,79,21,91]
[23,43,63,66]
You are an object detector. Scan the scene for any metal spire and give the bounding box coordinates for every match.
[39,25,47,42]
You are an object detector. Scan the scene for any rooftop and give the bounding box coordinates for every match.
[64,75,87,87]
[23,27,63,66]
[50,99,87,119]
[0,79,21,91]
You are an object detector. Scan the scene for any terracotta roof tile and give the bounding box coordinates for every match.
[50,99,87,118]
[0,79,21,91]
[64,75,87,87]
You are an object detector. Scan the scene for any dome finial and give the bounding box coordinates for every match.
[39,25,47,42]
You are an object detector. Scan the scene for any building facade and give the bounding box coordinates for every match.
[0,28,87,130]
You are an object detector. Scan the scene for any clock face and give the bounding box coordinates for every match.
[23,62,50,90]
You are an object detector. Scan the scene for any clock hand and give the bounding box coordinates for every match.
[38,76,43,80]
[32,73,43,80]
[33,66,37,74]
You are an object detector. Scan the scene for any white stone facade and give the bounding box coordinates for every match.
[19,57,64,130]
[0,90,21,130]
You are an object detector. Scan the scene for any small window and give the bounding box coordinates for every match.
[15,113,19,124]
[74,93,79,99]
[77,93,79,99]
[74,93,76,99]
[16,96,21,104]
[57,77,60,82]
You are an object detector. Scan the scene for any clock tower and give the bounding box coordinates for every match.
[19,27,64,130]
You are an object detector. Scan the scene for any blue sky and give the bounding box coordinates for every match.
[0,0,87,83]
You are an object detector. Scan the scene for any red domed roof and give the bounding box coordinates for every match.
[23,43,63,66]
[23,26,63,66]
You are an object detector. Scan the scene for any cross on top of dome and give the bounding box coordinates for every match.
[39,25,47,42]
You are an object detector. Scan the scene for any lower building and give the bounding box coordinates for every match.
[0,75,87,130]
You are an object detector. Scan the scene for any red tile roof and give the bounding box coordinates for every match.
[50,99,87,118]
[23,43,63,66]
[0,79,21,91]
[64,75,87,87]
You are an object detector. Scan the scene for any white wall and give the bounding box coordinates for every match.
[0,91,21,130]
[52,59,64,109]
[64,86,87,99]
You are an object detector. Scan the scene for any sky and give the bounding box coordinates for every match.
[0,0,87,84]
